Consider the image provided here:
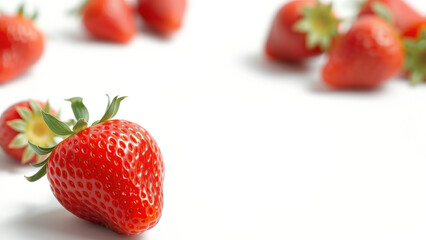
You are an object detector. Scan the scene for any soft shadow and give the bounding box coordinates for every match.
[0,151,28,173]
[138,23,174,42]
[54,29,133,47]
[242,53,312,77]
[309,80,385,95]
[7,206,146,240]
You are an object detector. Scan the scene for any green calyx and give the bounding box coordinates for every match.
[293,0,339,51]
[17,3,38,21]
[403,29,426,85]
[371,1,393,25]
[25,95,127,182]
[7,100,58,164]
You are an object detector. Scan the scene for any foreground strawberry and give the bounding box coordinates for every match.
[137,0,187,35]
[0,6,44,83]
[402,20,426,84]
[264,0,339,61]
[81,0,136,43]
[358,0,423,33]
[0,100,57,163]
[322,16,404,89]
[26,96,164,235]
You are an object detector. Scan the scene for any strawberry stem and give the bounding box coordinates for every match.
[26,95,127,182]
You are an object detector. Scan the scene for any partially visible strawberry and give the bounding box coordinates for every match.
[402,20,426,84]
[0,100,57,164]
[81,0,136,43]
[0,6,44,83]
[264,0,339,61]
[26,96,164,235]
[322,16,404,89]
[137,0,187,35]
[358,0,423,33]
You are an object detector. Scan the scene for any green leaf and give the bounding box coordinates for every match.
[8,133,28,148]
[31,10,39,21]
[17,4,24,16]
[371,1,393,24]
[25,163,47,182]
[98,95,127,123]
[28,141,56,155]
[22,145,35,163]
[410,71,424,85]
[17,107,32,122]
[29,100,42,116]
[66,97,89,122]
[7,119,26,132]
[73,119,88,133]
[31,157,49,167]
[43,101,51,114]
[41,111,74,136]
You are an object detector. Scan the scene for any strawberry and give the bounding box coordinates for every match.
[358,0,423,33]
[0,100,57,164]
[0,6,44,83]
[137,0,187,35]
[322,16,404,89]
[81,0,136,43]
[402,20,426,84]
[26,96,164,235]
[264,0,339,61]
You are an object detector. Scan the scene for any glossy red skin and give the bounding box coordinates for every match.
[82,0,136,43]
[137,0,186,34]
[0,15,44,83]
[47,119,164,235]
[264,0,322,62]
[359,0,423,33]
[0,101,47,163]
[322,16,404,89]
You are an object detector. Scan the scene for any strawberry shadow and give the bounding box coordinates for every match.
[5,205,146,240]
[57,29,136,46]
[138,23,175,42]
[242,53,314,78]
[0,151,29,173]
[309,81,388,95]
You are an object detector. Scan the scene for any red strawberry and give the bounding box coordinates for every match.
[81,0,136,43]
[0,6,44,83]
[264,0,339,61]
[402,20,426,84]
[26,96,164,235]
[137,0,187,35]
[358,0,423,33]
[322,16,404,89]
[0,100,57,163]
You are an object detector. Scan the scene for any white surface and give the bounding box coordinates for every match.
[1,0,426,239]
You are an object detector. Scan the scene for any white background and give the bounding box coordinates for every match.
[1,0,426,239]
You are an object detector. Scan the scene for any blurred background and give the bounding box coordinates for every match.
[1,0,426,239]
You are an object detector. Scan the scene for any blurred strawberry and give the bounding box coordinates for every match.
[137,0,187,35]
[80,0,136,43]
[322,16,404,89]
[264,0,339,61]
[0,100,57,164]
[0,5,44,83]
